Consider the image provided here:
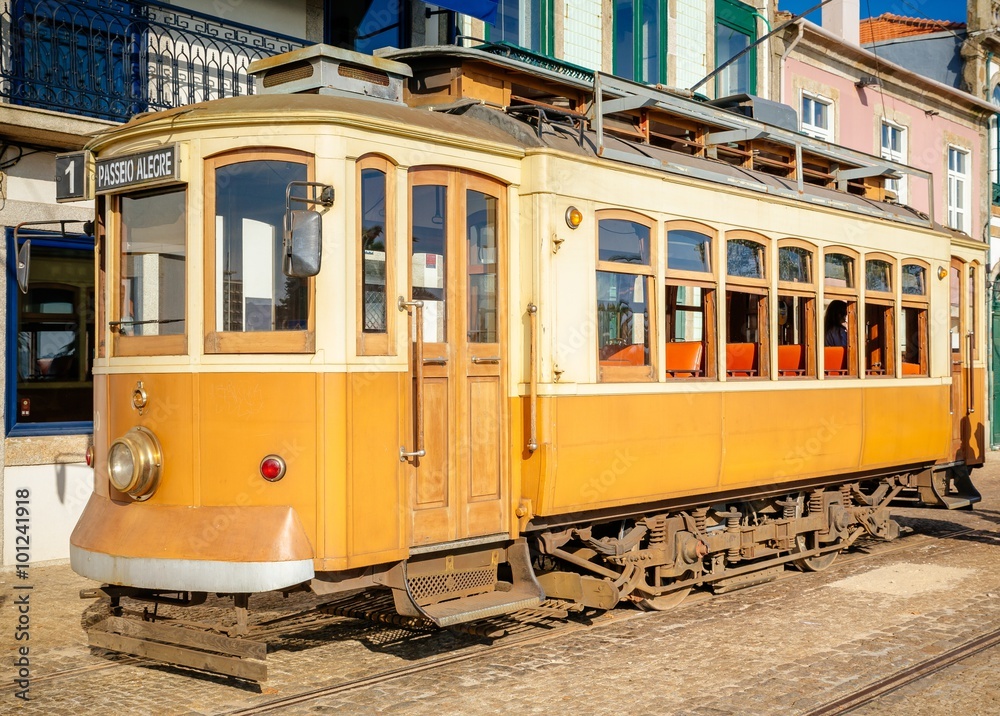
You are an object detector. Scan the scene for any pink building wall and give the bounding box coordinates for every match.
[784,56,983,238]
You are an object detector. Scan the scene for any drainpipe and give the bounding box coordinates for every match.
[778,19,805,107]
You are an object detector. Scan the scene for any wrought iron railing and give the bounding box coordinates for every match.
[0,0,304,122]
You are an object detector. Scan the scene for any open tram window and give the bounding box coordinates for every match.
[205,149,314,354]
[597,212,655,382]
[725,234,769,378]
[777,243,816,378]
[823,250,859,377]
[665,223,716,379]
[357,155,395,356]
[901,261,929,376]
[864,256,895,377]
[114,187,187,356]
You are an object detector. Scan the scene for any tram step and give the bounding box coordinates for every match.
[394,538,545,627]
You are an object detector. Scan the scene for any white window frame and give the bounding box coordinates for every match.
[801,92,833,141]
[947,145,971,234]
[880,120,907,204]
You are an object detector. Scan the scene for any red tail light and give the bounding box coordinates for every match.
[85,445,94,467]
[260,455,286,482]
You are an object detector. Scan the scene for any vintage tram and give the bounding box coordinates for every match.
[67,43,985,677]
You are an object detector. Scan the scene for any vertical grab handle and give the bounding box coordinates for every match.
[527,303,538,452]
[399,297,426,461]
[967,331,975,414]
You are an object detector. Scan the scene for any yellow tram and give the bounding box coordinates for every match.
[68,44,986,675]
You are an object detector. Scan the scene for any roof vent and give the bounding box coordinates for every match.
[249,44,412,104]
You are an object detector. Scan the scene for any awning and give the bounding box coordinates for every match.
[431,0,499,24]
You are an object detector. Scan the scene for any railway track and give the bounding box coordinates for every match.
[13,524,984,707]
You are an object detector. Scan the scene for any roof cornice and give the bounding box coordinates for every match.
[787,19,996,115]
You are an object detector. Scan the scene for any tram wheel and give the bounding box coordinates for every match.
[635,586,693,612]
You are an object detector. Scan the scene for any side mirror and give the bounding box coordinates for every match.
[16,240,31,294]
[283,210,322,278]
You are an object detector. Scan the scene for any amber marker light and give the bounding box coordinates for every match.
[260,455,287,482]
[565,206,583,229]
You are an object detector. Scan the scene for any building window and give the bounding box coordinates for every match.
[491,0,553,55]
[205,149,315,354]
[715,0,757,97]
[325,0,408,54]
[823,250,859,377]
[6,229,94,435]
[597,212,655,382]
[901,261,928,376]
[947,146,970,233]
[777,243,816,378]
[880,121,907,203]
[725,233,768,378]
[801,93,833,141]
[614,0,666,84]
[665,223,717,379]
[358,155,395,356]
[864,256,895,377]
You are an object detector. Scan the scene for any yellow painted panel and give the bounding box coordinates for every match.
[323,373,348,563]
[108,373,194,506]
[198,373,319,552]
[720,389,863,487]
[965,367,987,464]
[346,372,406,561]
[469,377,501,500]
[862,385,951,467]
[547,392,724,513]
[92,374,109,499]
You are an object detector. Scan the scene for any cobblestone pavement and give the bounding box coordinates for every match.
[3,459,1000,715]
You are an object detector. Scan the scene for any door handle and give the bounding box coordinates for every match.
[471,356,501,364]
[398,297,426,462]
[423,357,448,365]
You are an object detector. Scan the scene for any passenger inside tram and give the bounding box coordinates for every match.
[824,300,848,347]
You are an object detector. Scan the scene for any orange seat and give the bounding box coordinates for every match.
[824,346,847,375]
[778,344,805,376]
[599,344,646,367]
[902,361,922,375]
[665,341,703,378]
[726,342,757,377]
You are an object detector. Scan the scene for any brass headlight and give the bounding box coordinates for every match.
[107,426,162,500]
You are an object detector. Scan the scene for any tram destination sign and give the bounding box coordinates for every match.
[95,145,180,193]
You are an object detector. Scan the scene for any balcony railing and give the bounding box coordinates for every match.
[0,0,304,122]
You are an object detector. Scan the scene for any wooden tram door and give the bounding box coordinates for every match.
[403,169,508,546]
[949,258,975,461]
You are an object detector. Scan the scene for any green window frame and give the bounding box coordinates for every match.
[487,0,554,56]
[613,0,667,85]
[715,0,757,96]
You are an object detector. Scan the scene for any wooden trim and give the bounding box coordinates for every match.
[357,154,397,357]
[665,219,716,278]
[110,187,189,358]
[596,209,656,272]
[95,196,107,359]
[777,238,818,288]
[203,148,316,355]
[900,259,930,302]
[823,246,860,292]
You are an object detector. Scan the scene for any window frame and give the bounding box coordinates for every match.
[724,230,770,379]
[863,252,896,378]
[596,209,657,383]
[203,147,317,355]
[880,119,907,203]
[5,227,95,437]
[715,0,757,97]
[357,154,397,357]
[801,91,834,142]
[823,246,860,378]
[488,0,554,55]
[777,239,817,379]
[665,220,718,380]
[613,0,667,85]
[947,145,971,234]
[900,259,929,377]
[110,184,189,358]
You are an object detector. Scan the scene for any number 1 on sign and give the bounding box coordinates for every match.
[65,160,75,195]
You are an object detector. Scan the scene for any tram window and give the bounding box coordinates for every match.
[667,229,711,272]
[597,215,654,381]
[361,168,388,335]
[968,264,977,360]
[777,295,814,377]
[217,161,307,332]
[864,303,894,376]
[779,246,811,283]
[725,290,767,377]
[902,264,926,296]
[666,284,715,378]
[824,253,855,289]
[901,306,928,375]
[467,190,498,344]
[119,188,186,338]
[727,238,764,279]
[823,298,857,376]
[412,184,448,344]
[866,260,892,293]
[950,264,961,352]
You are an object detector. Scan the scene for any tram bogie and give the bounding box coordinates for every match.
[67,43,986,680]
